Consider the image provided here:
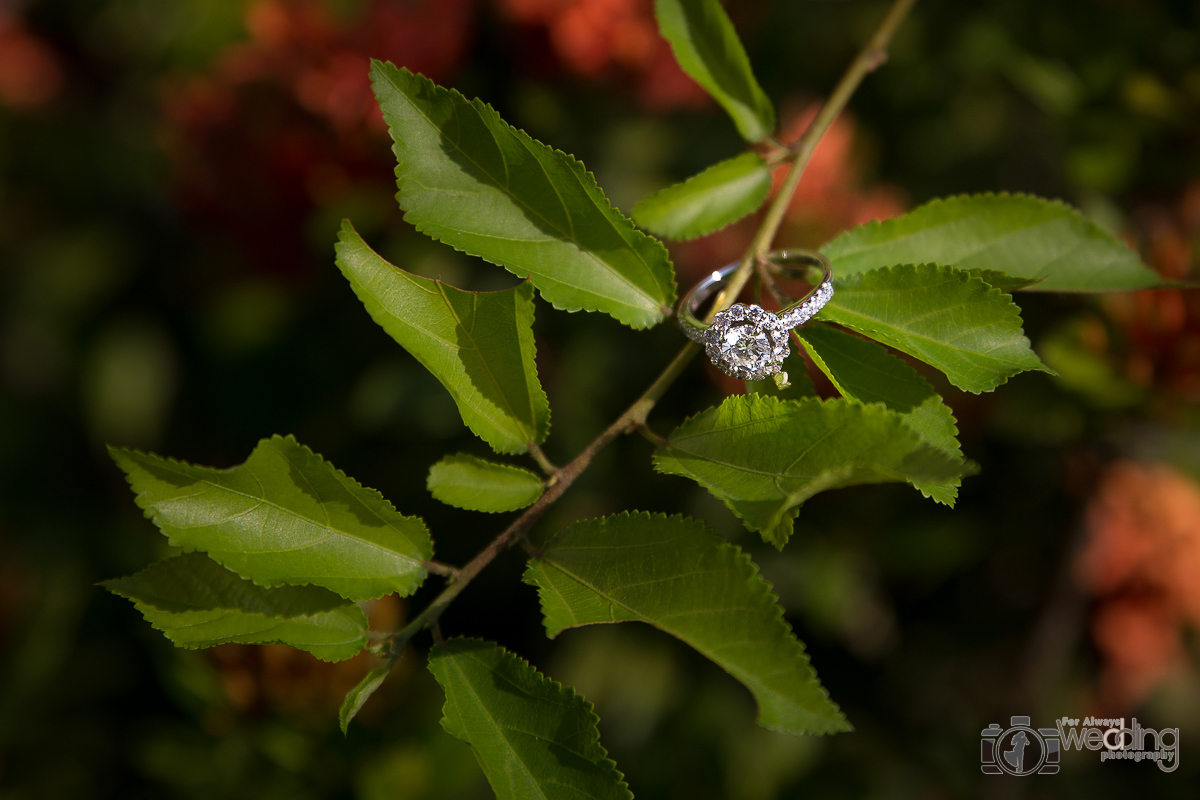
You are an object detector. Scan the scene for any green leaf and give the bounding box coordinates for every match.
[428,637,632,800]
[821,193,1161,292]
[340,662,393,733]
[427,454,544,513]
[655,0,775,141]
[524,512,849,736]
[632,152,771,240]
[336,222,550,454]
[371,61,676,328]
[653,395,968,547]
[110,435,433,601]
[820,263,1051,393]
[796,322,968,505]
[103,553,368,662]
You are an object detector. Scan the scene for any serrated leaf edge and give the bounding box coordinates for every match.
[821,191,1156,292]
[336,223,550,453]
[527,510,850,734]
[631,152,771,241]
[372,61,677,329]
[652,395,968,540]
[826,262,1053,393]
[432,636,634,799]
[108,434,434,600]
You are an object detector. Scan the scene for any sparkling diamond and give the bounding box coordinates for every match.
[704,303,790,380]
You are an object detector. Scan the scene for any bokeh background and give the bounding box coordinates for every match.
[2,0,1200,797]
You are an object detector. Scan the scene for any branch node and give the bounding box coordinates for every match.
[865,47,889,72]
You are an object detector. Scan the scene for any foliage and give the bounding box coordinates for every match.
[370,61,677,329]
[336,223,550,453]
[821,193,1161,292]
[654,396,968,547]
[427,454,545,513]
[820,262,1052,393]
[428,638,632,800]
[632,152,772,240]
[110,435,433,601]
[524,512,848,734]
[102,553,369,661]
[76,2,1185,798]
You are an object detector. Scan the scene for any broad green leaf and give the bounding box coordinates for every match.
[371,61,676,328]
[427,454,544,513]
[655,0,775,141]
[103,553,368,662]
[110,435,433,601]
[428,637,632,800]
[820,263,1051,393]
[796,322,967,505]
[336,222,549,454]
[821,193,1161,292]
[653,395,967,547]
[340,662,393,733]
[524,512,849,736]
[632,152,771,240]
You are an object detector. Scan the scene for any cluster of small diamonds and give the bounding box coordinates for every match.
[703,303,790,381]
[777,280,834,329]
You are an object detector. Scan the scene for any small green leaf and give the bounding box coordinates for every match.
[821,263,1052,393]
[428,637,632,800]
[524,512,850,736]
[103,553,368,662]
[110,435,433,601]
[821,193,1161,292]
[653,395,967,547]
[655,0,775,141]
[632,152,771,240]
[340,662,393,733]
[371,61,676,328]
[427,454,544,513]
[796,322,968,505]
[336,222,550,454]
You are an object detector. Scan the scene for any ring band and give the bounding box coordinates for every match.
[677,250,834,381]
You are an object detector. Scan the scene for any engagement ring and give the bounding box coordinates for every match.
[677,250,834,381]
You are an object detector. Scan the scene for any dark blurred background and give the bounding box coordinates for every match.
[2,0,1199,797]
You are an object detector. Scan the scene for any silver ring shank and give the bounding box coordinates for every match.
[677,250,834,343]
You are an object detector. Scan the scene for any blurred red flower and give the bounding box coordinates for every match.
[0,13,63,110]
[1077,461,1200,707]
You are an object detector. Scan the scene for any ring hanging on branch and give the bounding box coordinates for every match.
[678,250,834,381]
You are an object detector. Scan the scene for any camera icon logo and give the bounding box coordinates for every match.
[981,716,1061,775]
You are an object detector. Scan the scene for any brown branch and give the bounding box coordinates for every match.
[385,0,918,650]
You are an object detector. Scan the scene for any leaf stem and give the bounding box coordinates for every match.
[527,442,559,476]
[384,0,915,651]
[422,560,460,578]
[712,0,918,312]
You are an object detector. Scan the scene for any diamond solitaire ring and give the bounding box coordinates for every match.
[677,250,834,381]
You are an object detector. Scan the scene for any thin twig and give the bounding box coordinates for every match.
[712,0,919,313]
[383,0,918,651]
